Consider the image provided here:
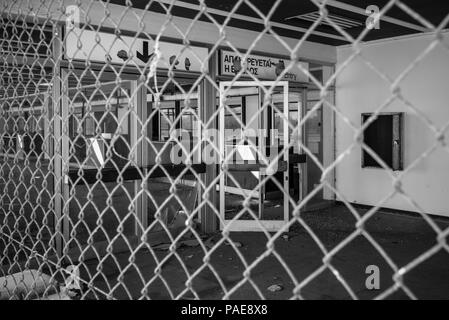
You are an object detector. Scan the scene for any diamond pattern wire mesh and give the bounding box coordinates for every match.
[0,0,448,300]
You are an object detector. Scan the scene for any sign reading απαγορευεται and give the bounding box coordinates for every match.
[220,50,309,82]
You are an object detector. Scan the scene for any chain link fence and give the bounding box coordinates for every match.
[1,0,449,300]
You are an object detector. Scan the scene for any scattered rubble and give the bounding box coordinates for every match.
[180,239,201,247]
[267,284,283,292]
[225,241,243,248]
[150,232,246,252]
[203,234,221,249]
[204,237,215,249]
[0,270,57,300]
[152,243,173,251]
[152,238,202,251]
[148,211,202,251]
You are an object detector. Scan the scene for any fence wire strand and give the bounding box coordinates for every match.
[0,0,448,300]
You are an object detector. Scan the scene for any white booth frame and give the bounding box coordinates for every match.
[219,81,290,232]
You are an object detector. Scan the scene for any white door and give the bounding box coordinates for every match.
[219,81,290,232]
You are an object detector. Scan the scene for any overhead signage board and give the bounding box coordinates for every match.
[65,29,209,72]
[219,50,309,83]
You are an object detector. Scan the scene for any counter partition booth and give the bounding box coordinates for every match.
[62,68,205,251]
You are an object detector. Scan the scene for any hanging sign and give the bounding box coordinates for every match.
[219,50,309,82]
[65,28,209,72]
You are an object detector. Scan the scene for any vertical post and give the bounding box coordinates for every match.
[296,91,303,204]
[60,69,71,252]
[52,25,64,257]
[322,65,335,201]
[200,53,219,233]
[43,94,50,161]
[218,81,225,232]
[131,80,145,237]
[258,87,264,219]
[283,82,289,230]
[300,89,308,207]
[140,83,149,233]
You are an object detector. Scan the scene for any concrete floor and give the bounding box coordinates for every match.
[0,159,54,261]
[0,159,197,254]
[76,203,449,300]
[1,160,449,299]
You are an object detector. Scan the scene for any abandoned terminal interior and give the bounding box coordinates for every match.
[1,0,449,300]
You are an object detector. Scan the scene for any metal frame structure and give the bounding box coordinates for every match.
[219,81,290,232]
[58,73,146,252]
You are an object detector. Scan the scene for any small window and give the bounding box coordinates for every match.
[362,112,403,170]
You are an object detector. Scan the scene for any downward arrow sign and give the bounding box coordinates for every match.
[136,41,154,63]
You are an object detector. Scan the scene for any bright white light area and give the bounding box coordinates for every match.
[90,138,105,166]
[236,145,259,179]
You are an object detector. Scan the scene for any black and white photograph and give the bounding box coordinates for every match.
[0,0,449,306]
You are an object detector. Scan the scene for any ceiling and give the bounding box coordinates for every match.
[2,1,447,100]
[108,0,449,46]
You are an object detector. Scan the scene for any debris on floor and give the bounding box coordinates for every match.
[39,289,72,300]
[225,241,243,248]
[180,239,201,247]
[152,243,173,251]
[204,238,215,249]
[61,265,86,300]
[150,236,202,251]
[281,232,298,242]
[267,284,283,292]
[0,270,57,300]
[203,233,222,249]
[146,210,201,251]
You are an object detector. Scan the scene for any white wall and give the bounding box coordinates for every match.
[336,32,449,216]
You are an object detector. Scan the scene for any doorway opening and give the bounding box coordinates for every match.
[219,81,296,232]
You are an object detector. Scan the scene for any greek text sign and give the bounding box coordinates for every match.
[65,28,209,72]
[220,50,309,82]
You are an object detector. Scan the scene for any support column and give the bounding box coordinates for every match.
[52,25,65,257]
[322,65,336,201]
[200,52,218,234]
[131,81,146,236]
[60,69,70,253]
[140,83,149,234]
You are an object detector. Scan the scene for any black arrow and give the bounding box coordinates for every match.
[136,41,154,63]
